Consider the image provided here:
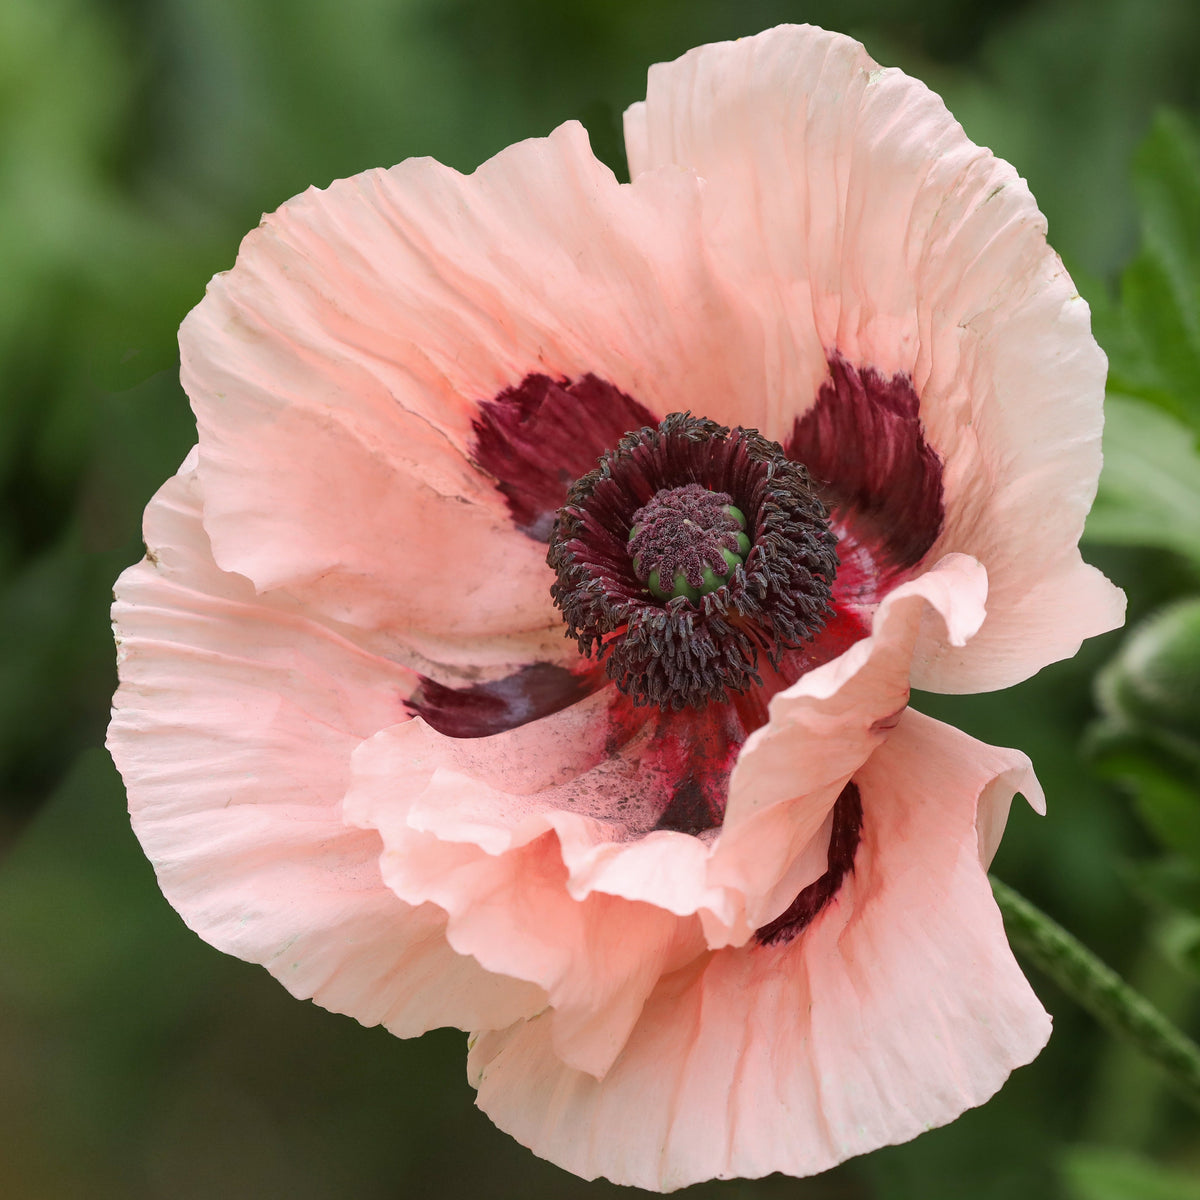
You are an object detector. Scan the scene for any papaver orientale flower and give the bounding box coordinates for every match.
[109,24,1125,1192]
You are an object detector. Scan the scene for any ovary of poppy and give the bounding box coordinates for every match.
[108,23,1124,1192]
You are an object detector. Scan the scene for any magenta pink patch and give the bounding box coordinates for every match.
[788,357,944,587]
[593,696,748,836]
[650,706,747,835]
[473,374,657,541]
[787,606,870,677]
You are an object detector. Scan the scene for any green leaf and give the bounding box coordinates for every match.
[1124,857,1200,918]
[1063,1146,1200,1200]
[1106,111,1200,438]
[1087,394,1200,567]
[1095,599,1200,756]
[1122,755,1200,864]
[1090,604,1200,856]
[1088,727,1200,867]
[1159,913,1200,980]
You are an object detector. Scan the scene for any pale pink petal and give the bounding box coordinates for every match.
[470,709,1049,1191]
[343,687,746,920]
[108,454,544,1035]
[708,552,987,933]
[184,121,766,667]
[977,752,1046,867]
[914,556,1125,693]
[624,24,1122,689]
[345,709,712,1078]
[108,30,1110,1193]
[346,552,989,1012]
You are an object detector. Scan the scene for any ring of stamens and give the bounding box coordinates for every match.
[547,412,838,710]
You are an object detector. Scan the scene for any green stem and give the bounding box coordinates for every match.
[990,876,1200,1113]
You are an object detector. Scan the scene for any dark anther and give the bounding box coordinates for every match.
[547,412,839,711]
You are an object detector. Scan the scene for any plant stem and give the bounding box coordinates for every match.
[990,875,1200,1113]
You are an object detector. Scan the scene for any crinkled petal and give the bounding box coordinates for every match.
[108,453,545,1035]
[343,688,746,919]
[469,709,1050,1191]
[707,552,988,935]
[624,24,1123,689]
[916,556,1124,693]
[344,703,715,1078]
[184,121,765,672]
[347,552,990,1027]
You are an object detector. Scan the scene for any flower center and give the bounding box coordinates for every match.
[627,484,750,602]
[547,413,839,710]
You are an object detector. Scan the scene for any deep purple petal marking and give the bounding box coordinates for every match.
[754,781,863,946]
[788,356,944,575]
[408,662,603,738]
[473,373,657,541]
[654,774,724,836]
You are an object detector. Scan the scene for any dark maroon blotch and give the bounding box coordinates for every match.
[408,662,601,739]
[754,781,863,946]
[788,356,944,575]
[654,774,724,836]
[472,373,657,542]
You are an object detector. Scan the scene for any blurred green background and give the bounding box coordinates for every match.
[3,0,1200,1197]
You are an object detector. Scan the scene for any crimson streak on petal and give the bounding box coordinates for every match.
[789,356,944,578]
[754,781,864,946]
[645,701,751,835]
[473,373,657,542]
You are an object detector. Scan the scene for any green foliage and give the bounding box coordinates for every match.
[1087,112,1200,578]
[1088,110,1200,879]
[1124,758,1200,866]
[1125,861,1200,979]
[1063,1148,1200,1200]
[1159,915,1200,981]
[1102,112,1200,441]
[1087,110,1200,928]
[1128,859,1200,920]
[1,0,1199,1197]
[1095,597,1200,766]
[1078,103,1200,1186]
[1087,397,1200,570]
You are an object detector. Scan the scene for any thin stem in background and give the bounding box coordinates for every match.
[991,876,1200,1114]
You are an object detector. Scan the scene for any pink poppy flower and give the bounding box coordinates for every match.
[109,23,1124,1192]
